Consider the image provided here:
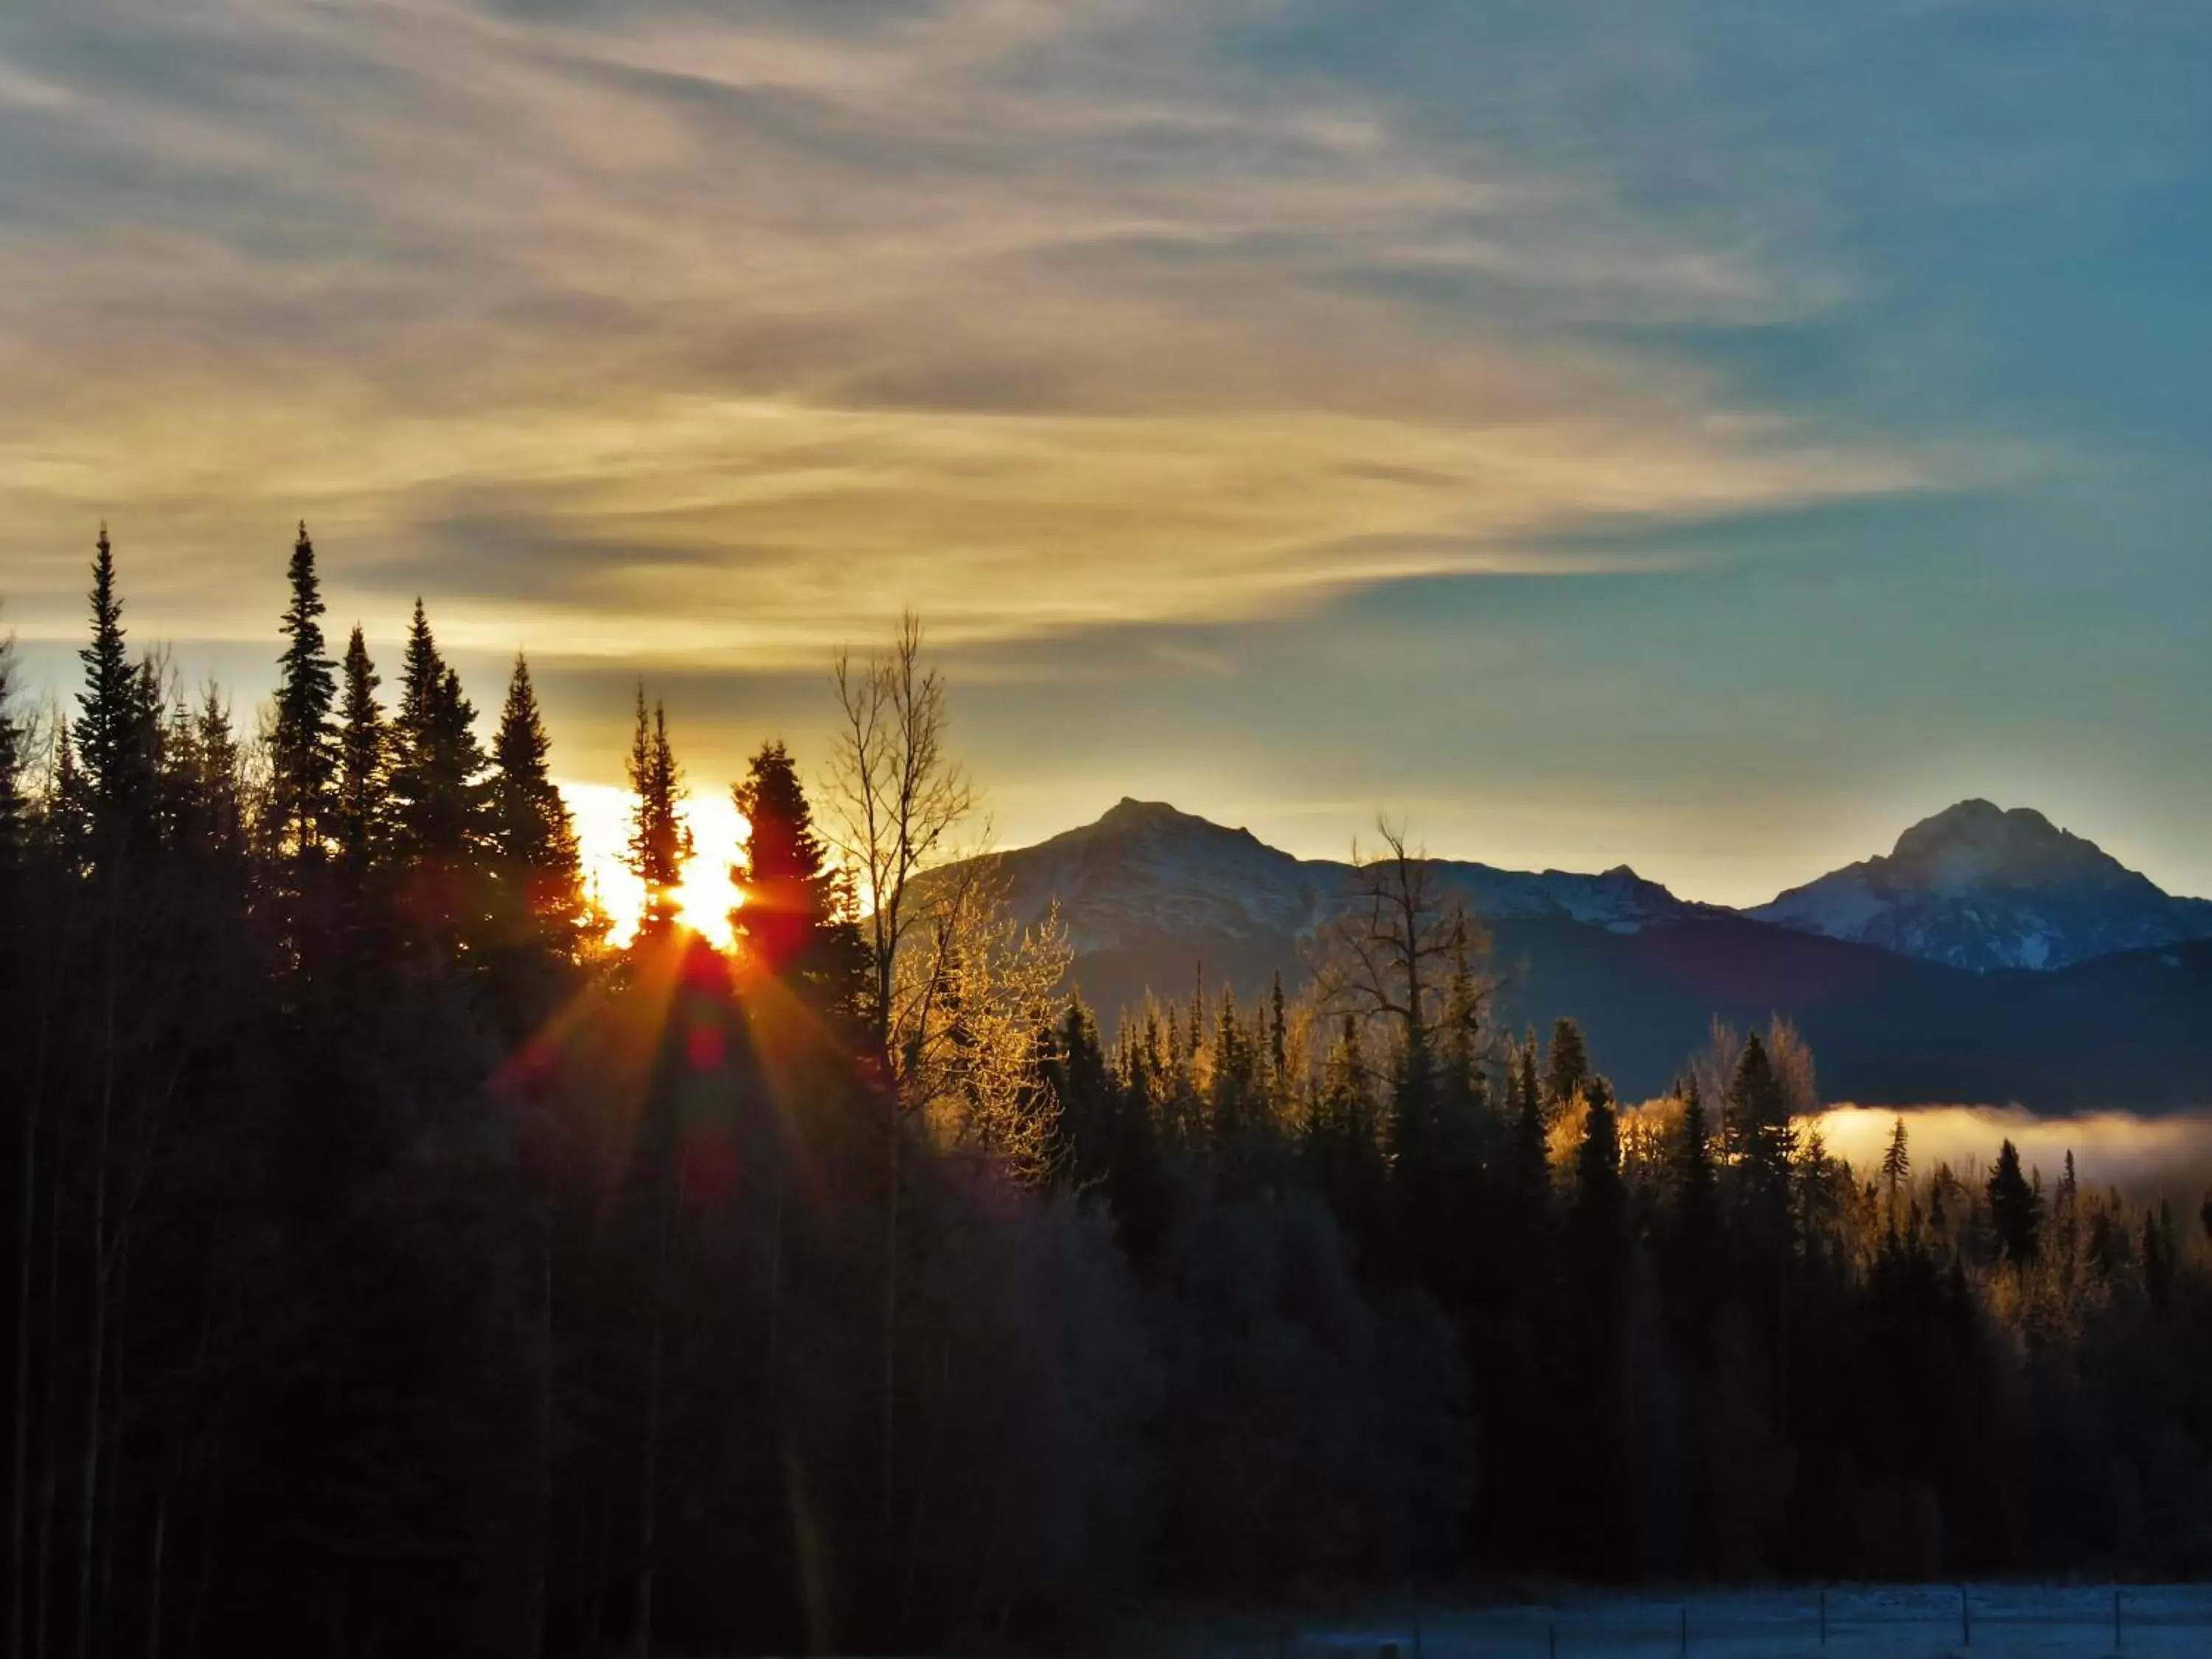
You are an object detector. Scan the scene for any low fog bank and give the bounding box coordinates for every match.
[1819,1105,2212,1196]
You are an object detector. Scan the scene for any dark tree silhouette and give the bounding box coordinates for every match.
[270,523,338,863]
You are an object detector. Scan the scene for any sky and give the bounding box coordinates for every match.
[3,0,2208,923]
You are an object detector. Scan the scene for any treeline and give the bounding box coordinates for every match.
[4,532,2212,1658]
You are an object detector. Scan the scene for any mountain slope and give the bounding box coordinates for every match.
[1750,799,2212,971]
[933,798,2212,1110]
[981,796,1709,954]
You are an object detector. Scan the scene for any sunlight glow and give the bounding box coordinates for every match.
[562,779,747,951]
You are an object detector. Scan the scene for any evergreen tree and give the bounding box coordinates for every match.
[729,740,863,1013]
[1208,991,1267,1172]
[1723,1031,1795,1211]
[73,524,156,846]
[1546,1017,1591,1121]
[1572,1079,1626,1272]
[1986,1138,2042,1272]
[1267,971,1289,1096]
[1509,1037,1551,1225]
[2143,1203,2176,1307]
[204,684,245,827]
[1310,1013,1385,1264]
[1566,1077,1632,1572]
[1881,1116,1912,1210]
[270,523,338,862]
[180,685,246,866]
[335,625,387,879]
[389,600,487,862]
[45,720,90,864]
[1668,1076,1724,1338]
[487,653,588,967]
[1439,917,1491,1106]
[0,633,25,875]
[625,687,691,938]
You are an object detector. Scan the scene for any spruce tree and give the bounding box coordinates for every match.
[1986,1138,2042,1272]
[1267,971,1289,1096]
[1567,1076,1631,1568]
[1668,1075,1725,1341]
[1572,1079,1626,1261]
[1723,1031,1795,1202]
[1209,991,1265,1166]
[1510,1037,1550,1223]
[1311,1012,1385,1265]
[46,722,91,865]
[625,687,691,939]
[488,653,586,963]
[0,633,24,876]
[389,600,487,861]
[73,524,154,844]
[1545,1017,1591,1121]
[192,684,246,863]
[335,625,387,879]
[729,740,860,1011]
[270,523,338,862]
[1881,1116,1912,1208]
[1440,917,1490,1102]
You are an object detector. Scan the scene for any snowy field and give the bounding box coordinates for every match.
[1147,1585,2212,1658]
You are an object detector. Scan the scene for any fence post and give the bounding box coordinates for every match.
[1413,1611,1423,1659]
[1678,1603,1687,1657]
[2115,1585,2123,1650]
[1961,1585,1971,1647]
[1820,1587,1826,1648]
[1548,1618,1557,1659]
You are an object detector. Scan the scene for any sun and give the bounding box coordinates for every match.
[561,779,748,951]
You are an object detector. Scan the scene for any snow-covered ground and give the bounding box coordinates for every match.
[1153,1585,2212,1658]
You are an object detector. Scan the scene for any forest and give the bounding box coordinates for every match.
[4,527,2212,1658]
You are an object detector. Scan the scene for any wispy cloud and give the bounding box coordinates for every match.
[0,0,1947,660]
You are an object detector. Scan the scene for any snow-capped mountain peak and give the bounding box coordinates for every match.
[1749,800,2212,971]
[936,797,2211,978]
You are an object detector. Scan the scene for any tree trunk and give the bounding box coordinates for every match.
[633,1186,672,1659]
[10,1077,39,1659]
[73,981,114,1659]
[765,1164,784,1376]
[34,1123,64,1659]
[880,1099,900,1531]
[528,1197,552,1659]
[145,1484,167,1659]
[94,1249,128,1659]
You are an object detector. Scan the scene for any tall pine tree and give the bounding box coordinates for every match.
[73,524,156,849]
[729,740,861,1011]
[270,524,338,863]
[389,599,487,862]
[625,687,690,939]
[335,625,387,880]
[1546,1017,1591,1122]
[1987,1138,2042,1272]
[0,633,24,877]
[487,652,588,969]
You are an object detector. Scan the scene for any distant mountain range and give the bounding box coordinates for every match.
[933,797,2212,1110]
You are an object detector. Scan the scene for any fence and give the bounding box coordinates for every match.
[1182,1585,2212,1658]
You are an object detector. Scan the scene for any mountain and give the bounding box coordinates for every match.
[933,797,2212,1109]
[984,796,1709,954]
[1750,799,2212,971]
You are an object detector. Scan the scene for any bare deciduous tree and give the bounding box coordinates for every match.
[824,611,978,1084]
[1308,818,1493,1071]
[822,610,981,1528]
